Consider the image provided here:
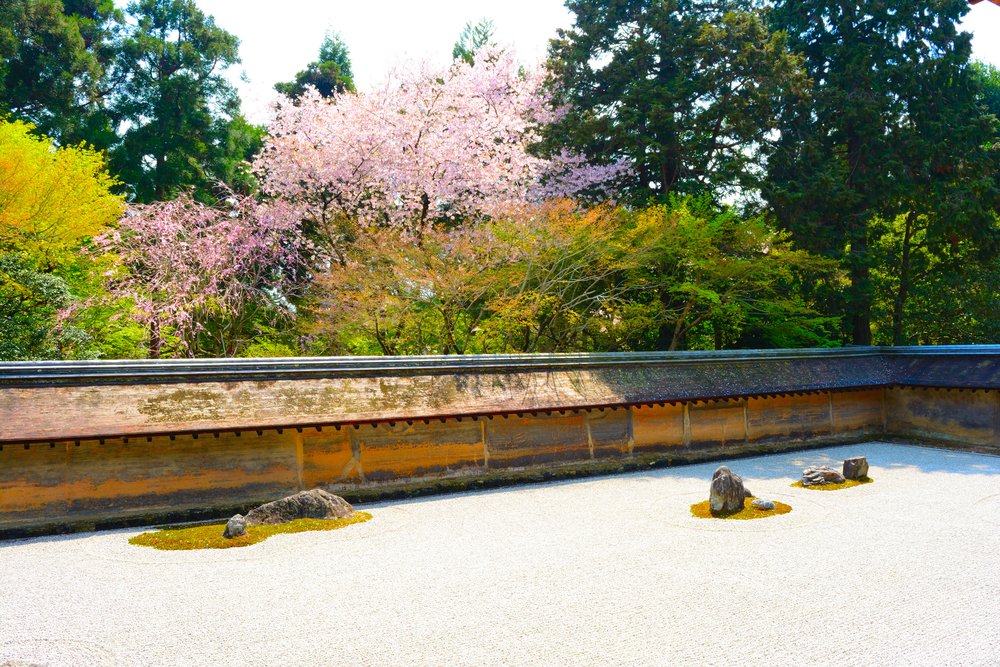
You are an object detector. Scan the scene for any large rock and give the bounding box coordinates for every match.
[710,466,749,514]
[244,489,354,526]
[801,466,846,487]
[843,457,869,480]
[223,513,247,539]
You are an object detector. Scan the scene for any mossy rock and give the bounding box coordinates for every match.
[690,498,792,520]
[129,512,372,550]
[791,476,873,491]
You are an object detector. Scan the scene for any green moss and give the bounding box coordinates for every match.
[690,498,792,520]
[791,476,873,491]
[129,512,373,550]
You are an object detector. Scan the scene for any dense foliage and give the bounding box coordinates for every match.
[544,0,808,201]
[0,119,125,359]
[765,0,998,344]
[0,0,997,359]
[0,119,123,263]
[275,31,355,100]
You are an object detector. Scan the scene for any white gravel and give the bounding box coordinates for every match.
[2,441,1000,667]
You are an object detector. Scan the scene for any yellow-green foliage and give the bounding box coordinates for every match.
[690,498,793,520]
[791,476,873,491]
[0,119,123,264]
[129,512,372,550]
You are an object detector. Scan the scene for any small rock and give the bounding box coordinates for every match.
[244,489,354,526]
[710,466,748,514]
[223,514,246,539]
[801,466,846,486]
[751,499,776,511]
[843,456,869,480]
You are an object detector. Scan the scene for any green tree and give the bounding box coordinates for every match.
[974,62,1000,120]
[0,0,121,146]
[452,19,495,65]
[0,119,124,266]
[765,0,998,345]
[622,198,838,351]
[872,213,1000,345]
[0,253,74,360]
[544,0,807,202]
[211,113,266,196]
[274,31,355,100]
[109,0,242,202]
[0,119,127,360]
[308,199,835,355]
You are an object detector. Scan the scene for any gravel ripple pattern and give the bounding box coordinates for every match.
[2,442,999,666]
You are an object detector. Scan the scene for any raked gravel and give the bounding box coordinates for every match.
[2,441,1000,666]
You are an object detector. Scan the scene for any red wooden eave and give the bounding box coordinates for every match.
[969,0,1000,6]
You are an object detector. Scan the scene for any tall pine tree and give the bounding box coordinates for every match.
[544,0,807,203]
[765,0,998,345]
[0,0,121,147]
[109,0,243,202]
[274,31,355,100]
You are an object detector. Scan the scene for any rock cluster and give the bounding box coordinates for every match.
[843,456,869,480]
[800,456,870,486]
[709,466,752,514]
[801,466,846,486]
[222,489,355,539]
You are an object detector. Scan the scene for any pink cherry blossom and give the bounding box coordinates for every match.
[255,47,628,243]
[96,190,307,356]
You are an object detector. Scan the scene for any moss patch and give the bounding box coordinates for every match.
[690,498,792,520]
[791,476,873,491]
[129,512,373,550]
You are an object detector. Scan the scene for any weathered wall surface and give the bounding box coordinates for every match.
[886,387,1000,446]
[0,390,884,536]
[2,347,998,537]
[0,350,889,442]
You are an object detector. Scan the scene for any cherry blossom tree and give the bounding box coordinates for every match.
[255,48,626,260]
[96,191,307,357]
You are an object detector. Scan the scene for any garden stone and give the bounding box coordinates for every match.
[244,489,354,526]
[751,499,775,511]
[801,466,846,486]
[223,514,246,539]
[843,456,869,480]
[710,466,748,514]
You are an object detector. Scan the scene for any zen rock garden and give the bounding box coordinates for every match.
[796,455,872,490]
[224,489,355,538]
[692,465,792,520]
[700,455,871,519]
[128,488,370,551]
[708,466,754,514]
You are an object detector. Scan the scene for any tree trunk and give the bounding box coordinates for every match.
[891,212,916,346]
[848,227,872,346]
[148,317,162,359]
[666,301,694,351]
[658,147,681,197]
[154,154,165,201]
[845,132,872,346]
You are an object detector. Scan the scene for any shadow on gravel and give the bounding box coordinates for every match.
[636,442,1000,482]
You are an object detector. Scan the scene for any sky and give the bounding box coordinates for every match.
[189,0,1000,124]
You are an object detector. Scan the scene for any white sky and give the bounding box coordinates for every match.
[189,0,1000,124]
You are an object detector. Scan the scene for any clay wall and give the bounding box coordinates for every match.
[885,387,1000,446]
[0,389,884,536]
[3,347,998,537]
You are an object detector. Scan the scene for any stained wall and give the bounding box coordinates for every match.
[0,389,889,536]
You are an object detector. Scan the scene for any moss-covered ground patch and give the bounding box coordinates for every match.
[129,512,373,550]
[791,476,873,491]
[690,498,792,520]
